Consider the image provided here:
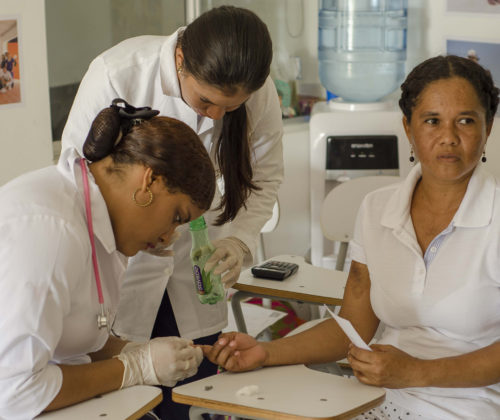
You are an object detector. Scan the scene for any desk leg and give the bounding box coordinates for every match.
[188,406,205,420]
[189,406,244,420]
[231,291,253,334]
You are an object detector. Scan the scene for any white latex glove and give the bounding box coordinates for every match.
[204,236,249,289]
[115,337,203,389]
[145,231,181,257]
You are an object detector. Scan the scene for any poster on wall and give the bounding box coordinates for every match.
[0,18,21,106]
[447,39,500,115]
[447,0,500,14]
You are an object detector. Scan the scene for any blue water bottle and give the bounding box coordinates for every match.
[318,0,408,103]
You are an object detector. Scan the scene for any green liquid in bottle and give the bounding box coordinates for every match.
[189,216,225,304]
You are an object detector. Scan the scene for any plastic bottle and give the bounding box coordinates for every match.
[189,216,225,304]
[318,0,408,103]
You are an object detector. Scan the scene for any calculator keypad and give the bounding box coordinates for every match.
[251,260,299,280]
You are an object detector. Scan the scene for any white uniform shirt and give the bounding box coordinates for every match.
[351,163,500,419]
[0,149,127,419]
[61,29,284,340]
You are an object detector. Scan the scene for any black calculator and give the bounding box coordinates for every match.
[251,260,299,280]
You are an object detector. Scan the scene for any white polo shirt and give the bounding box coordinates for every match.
[351,163,500,420]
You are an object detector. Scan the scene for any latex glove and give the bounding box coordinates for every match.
[204,237,249,289]
[116,337,203,388]
[145,231,181,257]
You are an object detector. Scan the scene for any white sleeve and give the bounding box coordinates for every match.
[221,77,284,260]
[350,196,368,265]
[60,56,120,157]
[0,217,86,419]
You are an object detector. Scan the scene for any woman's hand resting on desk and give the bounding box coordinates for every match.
[347,343,424,388]
[201,332,268,372]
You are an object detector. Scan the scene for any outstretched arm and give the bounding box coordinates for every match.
[204,260,380,370]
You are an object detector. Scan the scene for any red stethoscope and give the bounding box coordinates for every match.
[80,158,109,331]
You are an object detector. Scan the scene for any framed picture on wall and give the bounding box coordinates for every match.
[0,17,21,106]
[447,38,500,115]
[447,0,500,14]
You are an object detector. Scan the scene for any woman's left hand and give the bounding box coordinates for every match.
[347,343,424,388]
[204,237,248,288]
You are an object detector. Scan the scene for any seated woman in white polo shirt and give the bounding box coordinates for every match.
[0,100,215,419]
[203,55,500,420]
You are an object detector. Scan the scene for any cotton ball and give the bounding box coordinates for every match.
[236,384,260,397]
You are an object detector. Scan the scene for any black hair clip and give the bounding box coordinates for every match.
[110,98,160,122]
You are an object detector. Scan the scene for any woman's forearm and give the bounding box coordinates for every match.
[262,261,380,368]
[44,358,124,412]
[418,341,500,388]
[262,318,351,367]
[89,335,128,361]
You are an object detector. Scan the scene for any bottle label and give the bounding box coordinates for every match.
[193,265,205,294]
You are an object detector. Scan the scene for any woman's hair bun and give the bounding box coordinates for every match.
[82,107,122,162]
[83,99,161,162]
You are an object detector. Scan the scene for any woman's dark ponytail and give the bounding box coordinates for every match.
[181,6,272,225]
[214,105,260,225]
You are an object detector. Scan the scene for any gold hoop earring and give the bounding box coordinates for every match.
[133,187,154,207]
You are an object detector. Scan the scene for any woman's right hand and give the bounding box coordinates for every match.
[201,332,267,372]
[117,337,203,388]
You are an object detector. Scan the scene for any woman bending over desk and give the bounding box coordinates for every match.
[0,100,215,418]
[204,55,500,420]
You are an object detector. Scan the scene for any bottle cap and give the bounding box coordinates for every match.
[189,215,206,231]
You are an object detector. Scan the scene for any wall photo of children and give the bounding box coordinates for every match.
[0,18,21,106]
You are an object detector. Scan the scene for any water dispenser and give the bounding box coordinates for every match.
[318,0,408,103]
[310,0,410,270]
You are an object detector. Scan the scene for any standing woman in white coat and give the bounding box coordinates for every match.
[60,5,283,419]
[0,100,215,419]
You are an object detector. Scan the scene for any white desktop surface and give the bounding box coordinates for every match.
[173,364,385,420]
[36,385,162,420]
[235,255,347,305]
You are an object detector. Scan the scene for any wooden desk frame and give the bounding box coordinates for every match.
[36,385,162,420]
[173,364,385,420]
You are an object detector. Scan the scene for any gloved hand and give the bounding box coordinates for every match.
[115,337,203,389]
[145,231,181,257]
[204,236,249,289]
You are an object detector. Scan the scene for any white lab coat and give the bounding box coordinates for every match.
[0,149,127,419]
[61,29,284,341]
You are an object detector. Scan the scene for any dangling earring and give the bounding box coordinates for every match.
[481,150,487,163]
[409,148,415,166]
[133,187,154,207]
[177,65,183,75]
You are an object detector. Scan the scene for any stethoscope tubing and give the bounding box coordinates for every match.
[80,158,109,331]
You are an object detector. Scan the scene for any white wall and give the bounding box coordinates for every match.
[0,0,53,185]
[263,118,311,259]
